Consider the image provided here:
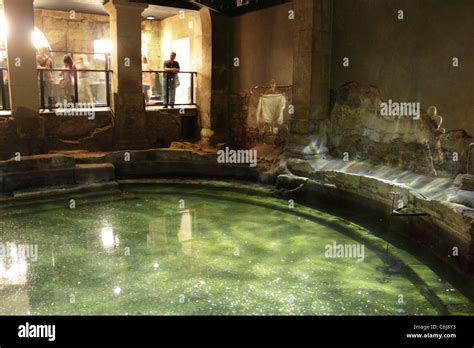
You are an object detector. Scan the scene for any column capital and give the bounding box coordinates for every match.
[103,0,148,14]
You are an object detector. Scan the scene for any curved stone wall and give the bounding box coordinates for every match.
[284,157,474,274]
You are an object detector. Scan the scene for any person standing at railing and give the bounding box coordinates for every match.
[75,55,93,104]
[142,55,152,103]
[2,57,9,110]
[163,52,180,108]
[36,46,53,109]
[59,55,76,103]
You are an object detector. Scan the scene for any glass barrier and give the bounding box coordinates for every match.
[142,71,196,106]
[38,69,112,109]
[50,51,110,71]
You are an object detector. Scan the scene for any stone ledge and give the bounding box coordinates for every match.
[75,163,115,184]
[11,181,120,200]
[0,154,75,173]
[0,148,261,193]
[1,168,75,193]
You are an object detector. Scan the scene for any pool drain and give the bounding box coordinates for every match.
[389,191,427,216]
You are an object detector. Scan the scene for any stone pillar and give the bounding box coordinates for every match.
[3,0,40,141]
[104,0,148,150]
[197,7,213,145]
[285,0,333,159]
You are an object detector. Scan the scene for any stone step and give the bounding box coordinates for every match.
[74,163,115,184]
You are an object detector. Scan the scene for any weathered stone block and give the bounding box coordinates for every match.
[0,155,75,173]
[2,169,75,193]
[290,119,318,134]
[75,163,115,184]
[339,172,361,190]
[461,174,474,192]
[287,158,315,175]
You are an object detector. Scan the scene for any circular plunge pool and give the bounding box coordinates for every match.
[0,182,472,315]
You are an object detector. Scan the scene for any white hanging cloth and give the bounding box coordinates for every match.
[254,93,286,128]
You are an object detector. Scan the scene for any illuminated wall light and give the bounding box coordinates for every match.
[32,27,51,49]
[141,43,148,57]
[94,39,112,61]
[0,11,7,44]
[141,33,150,57]
[0,11,50,49]
[162,30,171,56]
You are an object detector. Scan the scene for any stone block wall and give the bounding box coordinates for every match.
[34,9,110,55]
[145,108,198,147]
[0,117,19,159]
[228,92,248,148]
[141,19,162,71]
[42,110,115,152]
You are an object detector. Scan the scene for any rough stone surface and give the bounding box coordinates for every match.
[461,174,474,192]
[0,154,75,173]
[146,108,197,147]
[469,143,474,174]
[327,82,446,175]
[438,131,473,175]
[287,158,316,174]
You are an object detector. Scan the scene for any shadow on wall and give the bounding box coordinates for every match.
[327,82,473,177]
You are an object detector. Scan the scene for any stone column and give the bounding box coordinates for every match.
[104,0,148,150]
[285,0,333,159]
[3,0,40,141]
[197,7,213,145]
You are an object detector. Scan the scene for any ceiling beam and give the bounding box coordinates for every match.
[188,0,293,16]
[144,0,201,11]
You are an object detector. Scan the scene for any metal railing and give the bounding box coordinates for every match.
[38,68,112,109]
[0,67,9,110]
[142,71,197,106]
[1,66,195,111]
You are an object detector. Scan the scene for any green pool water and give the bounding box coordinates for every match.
[0,183,471,315]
